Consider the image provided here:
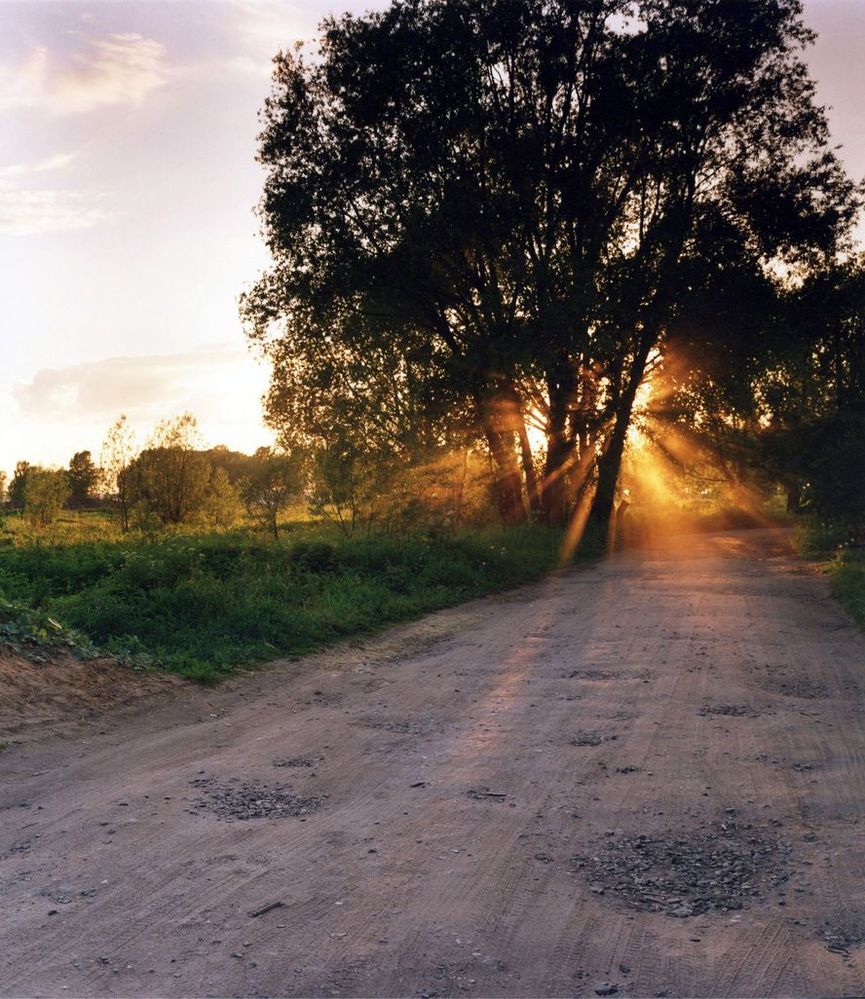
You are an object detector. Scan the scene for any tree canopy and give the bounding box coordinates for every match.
[244,0,859,535]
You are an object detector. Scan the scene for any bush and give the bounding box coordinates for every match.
[23,468,70,529]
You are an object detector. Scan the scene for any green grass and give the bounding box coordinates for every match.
[793,516,865,628]
[0,523,570,682]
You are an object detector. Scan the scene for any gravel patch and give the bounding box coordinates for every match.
[273,757,316,768]
[774,678,829,699]
[699,704,763,718]
[575,820,790,917]
[570,731,618,747]
[355,717,422,735]
[821,921,865,955]
[190,777,324,821]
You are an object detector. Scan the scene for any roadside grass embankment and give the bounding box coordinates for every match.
[0,521,569,683]
[794,517,865,628]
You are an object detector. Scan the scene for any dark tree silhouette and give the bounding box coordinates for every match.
[67,450,99,508]
[244,0,858,535]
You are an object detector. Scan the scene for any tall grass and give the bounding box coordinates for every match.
[0,521,569,682]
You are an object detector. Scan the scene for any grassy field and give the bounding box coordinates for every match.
[793,517,865,629]
[0,513,571,682]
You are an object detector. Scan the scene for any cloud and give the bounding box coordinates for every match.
[0,152,77,180]
[6,345,272,471]
[0,33,168,114]
[15,346,264,420]
[229,1,317,59]
[0,188,111,236]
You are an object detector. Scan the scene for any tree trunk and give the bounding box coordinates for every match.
[484,426,526,525]
[541,367,578,525]
[476,389,527,526]
[588,334,654,542]
[516,421,542,520]
[590,416,630,539]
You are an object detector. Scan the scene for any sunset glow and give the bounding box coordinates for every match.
[1,0,862,477]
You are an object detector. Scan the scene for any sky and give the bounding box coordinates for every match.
[1,0,864,479]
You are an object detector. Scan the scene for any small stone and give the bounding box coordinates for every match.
[595,984,618,996]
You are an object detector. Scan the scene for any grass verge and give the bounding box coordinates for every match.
[793,517,865,628]
[0,525,570,682]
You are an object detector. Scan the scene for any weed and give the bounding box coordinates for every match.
[793,517,865,628]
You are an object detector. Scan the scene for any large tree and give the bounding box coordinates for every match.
[245,0,857,534]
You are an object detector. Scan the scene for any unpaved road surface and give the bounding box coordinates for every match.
[3,529,865,998]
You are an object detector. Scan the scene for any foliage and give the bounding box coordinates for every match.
[243,0,857,535]
[23,468,70,529]
[793,517,865,630]
[0,524,569,682]
[371,450,498,534]
[0,595,98,662]
[8,461,30,509]
[100,415,138,531]
[128,413,212,526]
[199,466,244,530]
[241,447,303,538]
[308,435,395,536]
[67,450,100,507]
[832,553,865,629]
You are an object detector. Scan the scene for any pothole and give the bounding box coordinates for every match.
[566,669,614,681]
[273,757,316,768]
[575,820,790,917]
[355,717,422,735]
[190,777,324,821]
[772,678,829,700]
[570,731,618,747]
[699,704,764,718]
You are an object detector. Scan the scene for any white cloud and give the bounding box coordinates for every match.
[0,188,111,236]
[0,33,168,115]
[0,153,77,180]
[229,1,317,60]
[4,345,272,473]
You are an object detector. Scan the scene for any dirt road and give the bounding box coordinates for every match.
[3,529,865,998]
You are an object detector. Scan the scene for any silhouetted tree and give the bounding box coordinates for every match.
[246,0,858,535]
[67,450,100,508]
[8,462,30,509]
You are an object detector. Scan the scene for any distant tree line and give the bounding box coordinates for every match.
[241,0,863,536]
[4,413,304,536]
